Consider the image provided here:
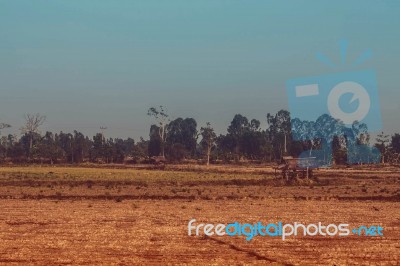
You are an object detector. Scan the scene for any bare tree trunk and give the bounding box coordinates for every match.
[71,143,74,164]
[206,146,210,166]
[207,134,212,166]
[284,133,287,155]
[29,134,33,150]
[22,114,46,161]
[29,133,33,161]
[159,125,166,158]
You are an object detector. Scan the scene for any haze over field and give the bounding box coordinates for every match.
[1,1,400,139]
[1,2,400,265]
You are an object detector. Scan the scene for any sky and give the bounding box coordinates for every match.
[0,0,399,140]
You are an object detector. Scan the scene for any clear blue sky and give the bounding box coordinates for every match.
[0,0,399,139]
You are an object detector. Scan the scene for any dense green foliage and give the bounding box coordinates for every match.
[0,110,399,164]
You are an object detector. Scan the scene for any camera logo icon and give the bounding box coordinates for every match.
[287,69,381,131]
[327,81,370,125]
[286,41,382,166]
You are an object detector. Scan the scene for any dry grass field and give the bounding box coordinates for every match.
[0,165,399,265]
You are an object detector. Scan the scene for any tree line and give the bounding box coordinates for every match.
[0,108,399,165]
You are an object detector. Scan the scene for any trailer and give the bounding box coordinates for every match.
[274,156,317,181]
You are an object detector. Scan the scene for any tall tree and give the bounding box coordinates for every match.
[267,110,291,159]
[58,132,73,162]
[148,125,162,157]
[20,113,46,158]
[200,122,216,165]
[216,134,236,162]
[227,114,249,160]
[240,119,268,160]
[38,132,63,164]
[375,132,390,164]
[147,106,169,157]
[132,137,148,160]
[0,123,11,160]
[291,114,346,165]
[72,131,89,163]
[166,117,198,157]
[391,133,400,153]
[91,133,105,162]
